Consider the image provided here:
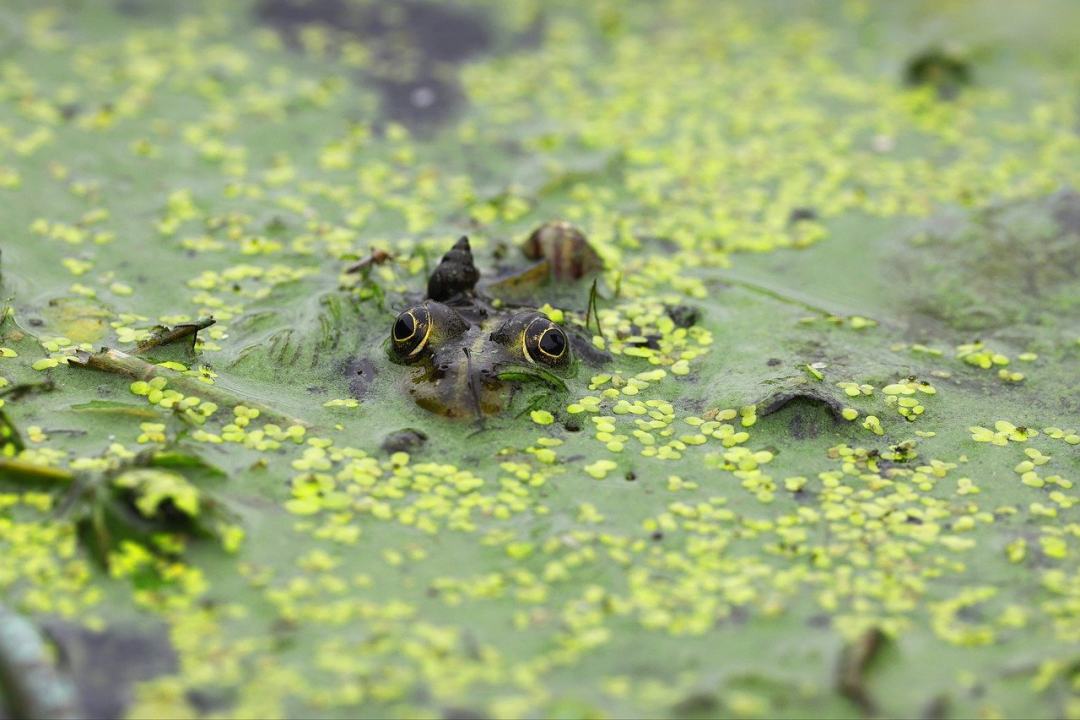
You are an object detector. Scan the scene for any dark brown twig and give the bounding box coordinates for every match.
[134,317,215,354]
[345,247,393,274]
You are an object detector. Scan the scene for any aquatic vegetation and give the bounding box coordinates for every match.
[1,1,1079,718]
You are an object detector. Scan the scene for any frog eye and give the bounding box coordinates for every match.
[523,317,569,367]
[391,305,432,359]
[390,302,468,363]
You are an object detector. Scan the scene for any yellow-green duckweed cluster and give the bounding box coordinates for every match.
[1,2,1079,718]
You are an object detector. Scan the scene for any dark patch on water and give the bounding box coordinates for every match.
[254,0,347,30]
[254,0,494,131]
[671,693,719,717]
[904,47,972,99]
[786,403,826,439]
[346,356,377,399]
[898,189,1080,332]
[921,694,951,720]
[754,389,849,441]
[1052,188,1080,233]
[787,206,818,224]
[186,685,238,715]
[41,620,177,720]
[665,303,700,328]
[361,1,490,64]
[374,76,465,130]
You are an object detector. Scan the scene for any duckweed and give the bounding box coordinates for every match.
[1,3,1078,719]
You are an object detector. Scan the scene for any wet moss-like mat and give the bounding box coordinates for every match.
[1,1,1079,718]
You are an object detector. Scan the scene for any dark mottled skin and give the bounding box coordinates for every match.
[389,227,606,418]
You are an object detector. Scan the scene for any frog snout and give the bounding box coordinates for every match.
[432,358,499,379]
[408,361,509,418]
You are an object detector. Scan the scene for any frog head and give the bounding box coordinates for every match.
[387,228,601,418]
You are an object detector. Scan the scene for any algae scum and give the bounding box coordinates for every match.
[1,1,1080,718]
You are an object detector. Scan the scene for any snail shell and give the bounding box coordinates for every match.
[427,236,480,301]
[523,221,602,280]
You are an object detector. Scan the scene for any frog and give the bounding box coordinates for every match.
[388,221,607,419]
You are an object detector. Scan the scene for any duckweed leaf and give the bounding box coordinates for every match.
[0,2,1078,718]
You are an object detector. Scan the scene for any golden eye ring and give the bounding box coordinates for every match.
[537,326,567,360]
[522,317,568,366]
[393,310,418,342]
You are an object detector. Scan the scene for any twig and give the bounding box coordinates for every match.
[345,247,393,274]
[134,317,215,354]
[69,347,310,428]
[0,459,75,484]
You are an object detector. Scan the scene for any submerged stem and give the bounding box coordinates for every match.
[0,459,74,484]
[716,273,840,318]
[69,347,309,428]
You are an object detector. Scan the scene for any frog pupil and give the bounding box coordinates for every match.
[394,313,415,342]
[538,328,565,357]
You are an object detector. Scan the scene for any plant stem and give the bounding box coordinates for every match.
[716,273,838,317]
[0,459,74,483]
[69,347,310,428]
